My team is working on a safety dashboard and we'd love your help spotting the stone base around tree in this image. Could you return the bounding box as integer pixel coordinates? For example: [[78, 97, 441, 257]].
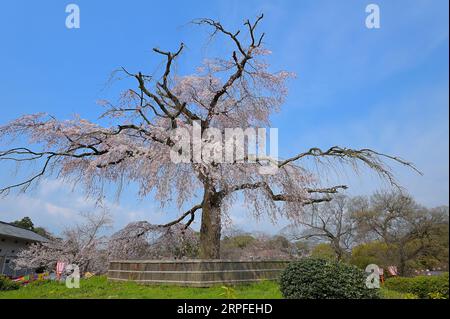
[[107, 260, 290, 287]]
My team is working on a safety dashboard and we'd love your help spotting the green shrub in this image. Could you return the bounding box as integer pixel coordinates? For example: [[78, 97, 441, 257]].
[[350, 241, 390, 270], [222, 235, 255, 249], [384, 273, 449, 299], [428, 292, 446, 299], [279, 258, 379, 299], [310, 243, 337, 261], [0, 276, 20, 291]]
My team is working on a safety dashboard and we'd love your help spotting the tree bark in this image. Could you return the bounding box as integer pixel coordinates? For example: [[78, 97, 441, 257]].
[[331, 239, 344, 261], [199, 187, 222, 259], [398, 246, 407, 276]]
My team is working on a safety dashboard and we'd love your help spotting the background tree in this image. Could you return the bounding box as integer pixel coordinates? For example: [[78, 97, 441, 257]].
[[11, 217, 34, 230], [10, 216, 53, 239], [14, 211, 112, 274], [33, 226, 53, 240], [221, 229, 256, 252], [352, 191, 449, 275], [309, 243, 337, 261], [349, 241, 390, 270], [293, 241, 311, 258], [220, 232, 297, 260], [284, 195, 357, 260], [0, 15, 417, 259], [109, 223, 199, 260], [405, 206, 449, 272]]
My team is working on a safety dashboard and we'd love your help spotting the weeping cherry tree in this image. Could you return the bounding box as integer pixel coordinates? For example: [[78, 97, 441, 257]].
[[0, 15, 419, 259]]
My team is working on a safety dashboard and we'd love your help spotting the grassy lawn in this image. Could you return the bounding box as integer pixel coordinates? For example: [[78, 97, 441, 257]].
[[0, 276, 282, 299], [0, 276, 418, 299], [379, 287, 418, 299]]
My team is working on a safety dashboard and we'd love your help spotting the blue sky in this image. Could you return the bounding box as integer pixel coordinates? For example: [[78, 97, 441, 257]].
[[0, 0, 448, 235]]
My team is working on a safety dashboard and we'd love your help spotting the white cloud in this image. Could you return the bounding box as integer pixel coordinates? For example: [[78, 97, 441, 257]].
[[0, 178, 165, 236]]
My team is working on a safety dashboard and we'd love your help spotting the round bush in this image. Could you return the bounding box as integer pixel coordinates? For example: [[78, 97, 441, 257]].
[[0, 275, 20, 291], [279, 258, 379, 299]]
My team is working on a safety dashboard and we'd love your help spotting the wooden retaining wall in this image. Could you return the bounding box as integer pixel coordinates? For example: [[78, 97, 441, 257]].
[[107, 260, 290, 287]]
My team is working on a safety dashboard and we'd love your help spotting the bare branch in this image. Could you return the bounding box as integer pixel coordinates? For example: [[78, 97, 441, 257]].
[[158, 203, 203, 228], [193, 15, 266, 123], [306, 185, 348, 194]]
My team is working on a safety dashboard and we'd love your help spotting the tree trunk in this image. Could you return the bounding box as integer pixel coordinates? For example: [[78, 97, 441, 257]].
[[199, 187, 222, 259], [331, 238, 344, 261], [398, 247, 407, 276]]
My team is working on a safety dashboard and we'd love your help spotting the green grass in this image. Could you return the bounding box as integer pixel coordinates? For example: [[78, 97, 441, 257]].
[[1, 276, 434, 299], [379, 287, 418, 299], [0, 276, 282, 299]]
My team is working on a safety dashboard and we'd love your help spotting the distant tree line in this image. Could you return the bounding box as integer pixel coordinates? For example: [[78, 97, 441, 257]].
[[11, 216, 53, 239], [283, 191, 449, 276]]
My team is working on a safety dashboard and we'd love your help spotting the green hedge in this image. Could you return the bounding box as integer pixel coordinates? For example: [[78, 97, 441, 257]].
[[0, 276, 20, 291], [384, 273, 449, 299], [279, 258, 379, 299]]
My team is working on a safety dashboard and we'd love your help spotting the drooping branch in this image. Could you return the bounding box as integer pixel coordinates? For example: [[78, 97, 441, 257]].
[[108, 203, 203, 260], [107, 204, 202, 243], [306, 185, 349, 194], [0, 118, 174, 195], [0, 143, 107, 195], [158, 203, 203, 229], [0, 154, 54, 195], [279, 146, 422, 188]]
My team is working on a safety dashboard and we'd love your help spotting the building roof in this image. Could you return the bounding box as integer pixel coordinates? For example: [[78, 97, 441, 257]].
[[0, 221, 49, 242]]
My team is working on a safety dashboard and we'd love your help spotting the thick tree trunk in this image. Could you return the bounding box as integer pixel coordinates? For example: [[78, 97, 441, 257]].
[[199, 187, 222, 259]]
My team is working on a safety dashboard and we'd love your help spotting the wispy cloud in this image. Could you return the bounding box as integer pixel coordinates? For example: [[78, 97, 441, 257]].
[[0, 178, 168, 235]]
